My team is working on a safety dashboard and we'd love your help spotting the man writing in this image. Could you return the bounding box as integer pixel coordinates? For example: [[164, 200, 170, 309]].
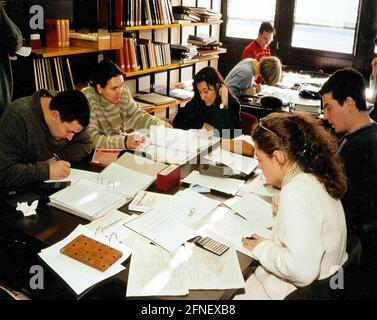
[[0, 89, 92, 189]]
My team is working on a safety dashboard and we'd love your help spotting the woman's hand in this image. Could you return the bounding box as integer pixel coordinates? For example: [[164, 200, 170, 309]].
[[242, 234, 265, 251], [219, 85, 228, 109]]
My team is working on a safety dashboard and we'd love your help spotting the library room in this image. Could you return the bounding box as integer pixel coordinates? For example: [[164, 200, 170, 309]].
[[0, 0, 376, 308]]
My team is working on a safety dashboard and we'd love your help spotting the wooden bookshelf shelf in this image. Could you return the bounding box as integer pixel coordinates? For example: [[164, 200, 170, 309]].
[[125, 55, 222, 78], [126, 63, 180, 77], [124, 24, 180, 31], [180, 20, 223, 27], [144, 97, 191, 114], [32, 46, 101, 58]]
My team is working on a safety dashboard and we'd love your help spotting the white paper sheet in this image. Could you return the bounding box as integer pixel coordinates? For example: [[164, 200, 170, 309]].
[[182, 170, 244, 196], [198, 207, 271, 258], [205, 147, 258, 175], [159, 189, 220, 228], [45, 168, 97, 184], [123, 208, 196, 253], [93, 162, 155, 198], [237, 170, 280, 198], [223, 194, 273, 228], [126, 240, 189, 297]]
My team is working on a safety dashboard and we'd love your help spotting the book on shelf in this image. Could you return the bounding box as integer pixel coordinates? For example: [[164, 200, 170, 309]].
[[155, 86, 194, 99], [45, 19, 70, 48], [134, 92, 177, 105]]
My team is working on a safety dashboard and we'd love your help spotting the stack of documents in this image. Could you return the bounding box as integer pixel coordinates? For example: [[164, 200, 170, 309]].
[[126, 240, 245, 297], [38, 225, 131, 296], [49, 163, 156, 220]]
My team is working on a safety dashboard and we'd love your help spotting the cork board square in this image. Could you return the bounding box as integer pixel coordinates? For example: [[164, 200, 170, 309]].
[[60, 234, 123, 272]]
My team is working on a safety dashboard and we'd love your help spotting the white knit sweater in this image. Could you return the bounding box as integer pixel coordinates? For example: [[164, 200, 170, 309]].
[[236, 173, 348, 300]]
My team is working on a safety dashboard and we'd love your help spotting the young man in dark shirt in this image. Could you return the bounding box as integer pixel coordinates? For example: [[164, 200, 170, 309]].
[[319, 68, 377, 299], [0, 90, 92, 190]]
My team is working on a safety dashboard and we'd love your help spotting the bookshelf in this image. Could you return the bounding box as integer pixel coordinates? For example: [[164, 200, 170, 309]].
[[118, 0, 224, 119]]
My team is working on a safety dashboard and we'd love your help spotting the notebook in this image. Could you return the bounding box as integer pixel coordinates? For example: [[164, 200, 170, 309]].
[[134, 93, 177, 106]]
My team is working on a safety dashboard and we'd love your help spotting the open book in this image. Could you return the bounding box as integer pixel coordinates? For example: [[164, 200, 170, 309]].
[[49, 163, 156, 220], [137, 126, 199, 165], [135, 126, 220, 165]]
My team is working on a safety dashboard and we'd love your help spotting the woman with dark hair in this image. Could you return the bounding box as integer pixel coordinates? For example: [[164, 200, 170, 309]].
[[234, 112, 348, 300], [173, 66, 241, 138], [82, 59, 171, 149]]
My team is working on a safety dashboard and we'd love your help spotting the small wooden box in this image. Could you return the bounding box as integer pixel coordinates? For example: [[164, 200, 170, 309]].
[[70, 34, 111, 50], [110, 32, 123, 49]]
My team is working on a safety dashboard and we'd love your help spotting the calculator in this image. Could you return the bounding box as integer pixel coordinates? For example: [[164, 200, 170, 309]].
[[193, 236, 230, 256]]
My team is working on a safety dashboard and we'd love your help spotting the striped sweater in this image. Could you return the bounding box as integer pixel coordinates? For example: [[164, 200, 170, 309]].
[[82, 85, 164, 148]]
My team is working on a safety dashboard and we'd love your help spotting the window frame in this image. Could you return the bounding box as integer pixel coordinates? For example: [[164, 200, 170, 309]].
[[219, 0, 370, 75]]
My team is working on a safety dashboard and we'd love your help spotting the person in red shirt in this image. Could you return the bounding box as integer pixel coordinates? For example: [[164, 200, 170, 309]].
[[242, 22, 275, 61]]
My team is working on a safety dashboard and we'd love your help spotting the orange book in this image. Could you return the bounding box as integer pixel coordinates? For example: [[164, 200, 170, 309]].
[[59, 19, 66, 47], [116, 48, 125, 72], [45, 19, 61, 48], [123, 38, 131, 73]]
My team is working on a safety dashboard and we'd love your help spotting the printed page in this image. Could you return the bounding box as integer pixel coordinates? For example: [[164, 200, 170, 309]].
[[198, 207, 272, 258], [160, 189, 220, 228], [49, 179, 127, 220], [184, 243, 245, 290], [223, 193, 273, 228], [237, 170, 280, 198], [128, 191, 173, 212], [206, 147, 258, 175], [45, 168, 97, 184], [93, 162, 155, 197], [126, 239, 189, 297], [123, 208, 196, 253], [182, 170, 244, 196]]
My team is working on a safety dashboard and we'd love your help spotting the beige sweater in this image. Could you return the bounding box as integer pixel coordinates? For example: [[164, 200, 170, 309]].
[[82, 85, 164, 148]]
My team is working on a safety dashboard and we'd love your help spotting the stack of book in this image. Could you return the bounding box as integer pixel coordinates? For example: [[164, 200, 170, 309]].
[[187, 34, 218, 46], [170, 44, 198, 61], [172, 6, 201, 22], [189, 7, 222, 23], [45, 19, 70, 48], [172, 6, 222, 23]]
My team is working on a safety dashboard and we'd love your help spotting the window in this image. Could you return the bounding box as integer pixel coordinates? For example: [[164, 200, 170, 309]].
[[225, 0, 276, 39], [291, 0, 360, 54]]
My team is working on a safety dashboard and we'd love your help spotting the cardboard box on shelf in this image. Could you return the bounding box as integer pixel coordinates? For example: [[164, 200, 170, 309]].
[[110, 32, 123, 49]]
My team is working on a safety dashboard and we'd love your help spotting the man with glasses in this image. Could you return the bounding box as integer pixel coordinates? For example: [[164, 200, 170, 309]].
[[0, 89, 92, 190], [319, 68, 377, 299]]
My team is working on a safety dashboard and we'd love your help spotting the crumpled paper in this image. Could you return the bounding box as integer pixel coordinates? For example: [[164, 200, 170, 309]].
[[16, 200, 38, 216]]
